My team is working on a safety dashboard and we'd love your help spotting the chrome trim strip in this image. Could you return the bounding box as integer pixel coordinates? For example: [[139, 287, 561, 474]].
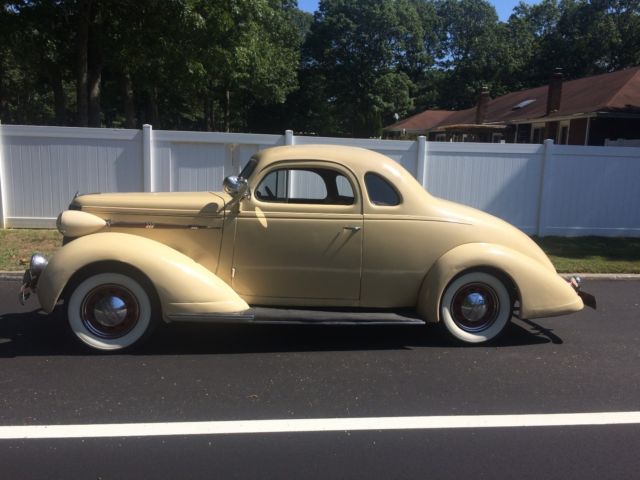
[[107, 221, 221, 230]]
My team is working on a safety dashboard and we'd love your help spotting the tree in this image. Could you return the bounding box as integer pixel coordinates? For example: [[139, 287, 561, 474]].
[[189, 0, 301, 132], [509, 0, 640, 85], [303, 0, 433, 137], [1, 0, 75, 125], [432, 0, 507, 109]]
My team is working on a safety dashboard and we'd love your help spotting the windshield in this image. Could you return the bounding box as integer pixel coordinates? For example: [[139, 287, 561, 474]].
[[239, 157, 258, 180]]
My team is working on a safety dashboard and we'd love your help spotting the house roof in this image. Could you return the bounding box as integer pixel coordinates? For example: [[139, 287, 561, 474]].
[[386, 66, 640, 132], [384, 109, 455, 133]]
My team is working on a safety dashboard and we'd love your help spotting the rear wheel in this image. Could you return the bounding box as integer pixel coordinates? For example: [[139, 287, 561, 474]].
[[67, 272, 156, 351], [440, 271, 511, 344]]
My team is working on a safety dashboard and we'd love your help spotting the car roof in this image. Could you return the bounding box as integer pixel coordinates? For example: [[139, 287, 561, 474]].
[[253, 144, 437, 214], [254, 144, 404, 176]]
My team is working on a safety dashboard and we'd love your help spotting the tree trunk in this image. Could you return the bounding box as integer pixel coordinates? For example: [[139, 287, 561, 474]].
[[76, 0, 92, 127], [210, 98, 215, 131], [204, 94, 215, 131], [87, 2, 102, 127], [88, 51, 102, 127], [0, 65, 6, 122], [224, 89, 230, 132], [52, 68, 66, 125], [204, 98, 210, 131], [146, 87, 159, 126], [122, 72, 136, 128]]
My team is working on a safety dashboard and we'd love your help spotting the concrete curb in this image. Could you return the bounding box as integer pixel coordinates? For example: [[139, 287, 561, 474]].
[[1, 270, 639, 282], [563, 273, 640, 280], [0, 271, 24, 281]]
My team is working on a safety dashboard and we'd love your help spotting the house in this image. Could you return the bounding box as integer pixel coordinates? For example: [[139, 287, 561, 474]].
[[384, 67, 640, 145], [383, 109, 455, 138]]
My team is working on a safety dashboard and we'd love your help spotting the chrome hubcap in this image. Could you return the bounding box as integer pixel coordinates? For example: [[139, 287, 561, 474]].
[[451, 283, 499, 332], [81, 284, 139, 339], [460, 292, 489, 322], [94, 296, 128, 327]]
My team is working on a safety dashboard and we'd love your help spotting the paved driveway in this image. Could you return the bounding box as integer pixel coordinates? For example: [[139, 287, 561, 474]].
[[0, 279, 638, 479]]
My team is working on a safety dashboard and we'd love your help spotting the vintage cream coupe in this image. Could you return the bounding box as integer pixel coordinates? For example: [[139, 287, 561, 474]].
[[20, 145, 595, 351]]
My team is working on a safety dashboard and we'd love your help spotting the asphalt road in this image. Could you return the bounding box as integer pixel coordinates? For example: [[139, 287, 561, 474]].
[[0, 279, 639, 479]]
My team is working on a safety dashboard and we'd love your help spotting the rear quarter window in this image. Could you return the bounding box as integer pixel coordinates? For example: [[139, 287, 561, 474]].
[[364, 172, 401, 206]]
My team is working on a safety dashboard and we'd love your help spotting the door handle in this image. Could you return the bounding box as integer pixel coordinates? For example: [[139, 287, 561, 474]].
[[343, 226, 361, 232]]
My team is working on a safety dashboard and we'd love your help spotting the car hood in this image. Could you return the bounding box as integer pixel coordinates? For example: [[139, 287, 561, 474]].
[[72, 191, 227, 217]]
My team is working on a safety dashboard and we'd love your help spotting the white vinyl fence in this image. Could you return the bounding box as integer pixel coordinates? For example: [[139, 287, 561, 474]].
[[1, 124, 639, 236]]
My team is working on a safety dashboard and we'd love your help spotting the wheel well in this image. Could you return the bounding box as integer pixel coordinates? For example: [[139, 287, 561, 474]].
[[61, 261, 161, 313]]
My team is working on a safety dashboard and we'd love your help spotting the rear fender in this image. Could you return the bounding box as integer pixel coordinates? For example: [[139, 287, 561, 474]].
[[417, 243, 582, 323], [37, 232, 248, 318]]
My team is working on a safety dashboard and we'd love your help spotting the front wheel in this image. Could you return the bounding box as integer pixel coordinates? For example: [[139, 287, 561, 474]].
[[67, 272, 156, 351], [440, 271, 512, 344]]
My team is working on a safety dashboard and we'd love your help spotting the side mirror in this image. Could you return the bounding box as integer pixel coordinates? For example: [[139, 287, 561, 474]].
[[223, 176, 249, 198], [223, 176, 250, 211]]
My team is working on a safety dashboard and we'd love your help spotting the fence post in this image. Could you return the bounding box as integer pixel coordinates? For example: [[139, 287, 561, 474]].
[[142, 124, 154, 192], [0, 120, 5, 228], [536, 139, 554, 237], [285, 129, 294, 146], [416, 135, 428, 190]]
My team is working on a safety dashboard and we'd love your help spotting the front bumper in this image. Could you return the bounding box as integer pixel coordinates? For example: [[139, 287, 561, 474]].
[[18, 253, 48, 305]]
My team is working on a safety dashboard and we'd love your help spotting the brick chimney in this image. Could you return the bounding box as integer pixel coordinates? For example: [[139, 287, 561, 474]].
[[546, 68, 563, 115], [475, 86, 490, 124]]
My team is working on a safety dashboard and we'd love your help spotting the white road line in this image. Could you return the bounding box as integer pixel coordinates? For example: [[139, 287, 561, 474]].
[[1, 412, 640, 440]]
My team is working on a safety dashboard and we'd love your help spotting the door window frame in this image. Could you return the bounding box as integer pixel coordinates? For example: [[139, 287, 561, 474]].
[[246, 161, 362, 214]]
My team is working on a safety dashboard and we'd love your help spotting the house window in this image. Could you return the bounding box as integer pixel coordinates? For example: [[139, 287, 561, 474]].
[[531, 124, 545, 144], [559, 121, 570, 144], [559, 126, 568, 144], [516, 124, 532, 143]]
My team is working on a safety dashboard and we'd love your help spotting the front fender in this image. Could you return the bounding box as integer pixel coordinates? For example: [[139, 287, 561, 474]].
[[37, 232, 248, 317], [417, 243, 583, 323]]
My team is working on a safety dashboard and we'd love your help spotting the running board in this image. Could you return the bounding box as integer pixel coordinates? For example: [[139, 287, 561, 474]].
[[167, 307, 425, 325]]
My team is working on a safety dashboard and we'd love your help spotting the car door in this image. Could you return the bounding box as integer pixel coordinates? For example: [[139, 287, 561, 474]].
[[231, 161, 363, 306]]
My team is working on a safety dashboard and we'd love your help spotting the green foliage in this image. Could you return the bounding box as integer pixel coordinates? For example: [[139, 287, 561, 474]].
[[0, 0, 301, 131], [432, 0, 505, 108], [300, 0, 433, 136], [1, 0, 639, 135]]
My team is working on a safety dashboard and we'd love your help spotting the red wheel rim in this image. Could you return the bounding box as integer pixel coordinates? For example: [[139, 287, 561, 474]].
[[450, 282, 499, 333], [80, 284, 140, 339]]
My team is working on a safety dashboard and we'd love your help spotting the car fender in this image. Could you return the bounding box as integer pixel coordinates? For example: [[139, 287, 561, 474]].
[[37, 232, 249, 318], [417, 243, 583, 323]]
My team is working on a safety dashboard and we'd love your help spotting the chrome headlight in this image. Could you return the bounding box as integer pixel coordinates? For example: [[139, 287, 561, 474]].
[[29, 253, 48, 277]]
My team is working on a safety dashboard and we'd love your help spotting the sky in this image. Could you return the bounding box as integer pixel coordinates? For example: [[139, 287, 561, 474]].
[[297, 0, 540, 22]]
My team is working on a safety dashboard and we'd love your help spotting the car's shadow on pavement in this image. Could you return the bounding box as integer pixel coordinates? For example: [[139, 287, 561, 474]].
[[0, 305, 561, 357]]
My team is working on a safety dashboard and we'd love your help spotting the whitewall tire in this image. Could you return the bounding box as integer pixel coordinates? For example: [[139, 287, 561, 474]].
[[440, 271, 512, 344], [67, 272, 155, 351]]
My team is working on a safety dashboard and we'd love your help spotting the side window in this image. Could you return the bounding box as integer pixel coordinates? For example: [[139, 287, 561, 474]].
[[256, 169, 288, 201], [336, 175, 354, 198], [364, 172, 401, 206], [290, 170, 327, 200], [256, 168, 355, 205]]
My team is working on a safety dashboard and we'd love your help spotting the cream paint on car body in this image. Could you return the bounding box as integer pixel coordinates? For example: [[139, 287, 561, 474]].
[[37, 144, 583, 325], [36, 232, 249, 317]]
